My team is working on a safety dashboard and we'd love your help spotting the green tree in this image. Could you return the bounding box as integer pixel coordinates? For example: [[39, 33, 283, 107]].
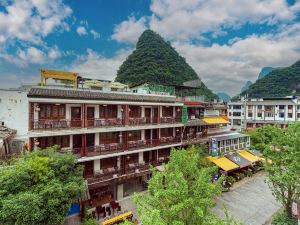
[[0, 147, 85, 225], [260, 123, 300, 217], [134, 146, 237, 225]]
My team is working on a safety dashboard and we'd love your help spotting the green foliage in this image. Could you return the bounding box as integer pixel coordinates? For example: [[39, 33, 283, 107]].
[[82, 218, 99, 225], [272, 210, 297, 225], [259, 123, 300, 217], [226, 176, 236, 185], [245, 125, 282, 151], [115, 29, 218, 100], [134, 146, 238, 225], [0, 147, 85, 225], [241, 60, 300, 98]]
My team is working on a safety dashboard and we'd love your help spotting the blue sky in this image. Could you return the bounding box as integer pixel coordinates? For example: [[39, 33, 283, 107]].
[[0, 0, 300, 95]]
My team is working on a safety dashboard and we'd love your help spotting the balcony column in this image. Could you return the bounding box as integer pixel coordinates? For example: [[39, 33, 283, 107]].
[[117, 105, 122, 119], [141, 106, 145, 118], [141, 130, 145, 140], [123, 105, 129, 125], [81, 134, 86, 157], [95, 106, 99, 119], [95, 133, 100, 146], [94, 159, 101, 173], [123, 131, 128, 150], [173, 106, 176, 117], [157, 106, 161, 124], [82, 103, 87, 128], [28, 102, 34, 130], [117, 156, 121, 168], [70, 135, 73, 149], [138, 152, 144, 163]]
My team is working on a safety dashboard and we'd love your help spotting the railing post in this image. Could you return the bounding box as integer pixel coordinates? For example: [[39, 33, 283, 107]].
[[157, 106, 161, 124], [81, 134, 86, 157]]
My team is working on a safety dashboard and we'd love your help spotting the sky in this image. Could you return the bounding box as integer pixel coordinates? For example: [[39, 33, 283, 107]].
[[0, 0, 300, 96]]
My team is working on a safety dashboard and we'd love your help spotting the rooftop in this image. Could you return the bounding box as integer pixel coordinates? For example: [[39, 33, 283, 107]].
[[27, 87, 178, 103]]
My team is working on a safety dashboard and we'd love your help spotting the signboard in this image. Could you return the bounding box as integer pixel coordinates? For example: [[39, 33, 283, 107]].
[[211, 138, 218, 157], [182, 105, 187, 124], [292, 202, 298, 216]]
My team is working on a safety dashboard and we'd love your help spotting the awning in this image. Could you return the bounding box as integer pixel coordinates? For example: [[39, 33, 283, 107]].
[[202, 117, 229, 125], [225, 152, 252, 168], [102, 211, 133, 225], [207, 156, 239, 171], [248, 149, 263, 157], [238, 150, 262, 163]]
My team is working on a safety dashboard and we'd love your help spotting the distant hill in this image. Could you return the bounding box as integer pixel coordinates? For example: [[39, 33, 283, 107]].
[[257, 67, 274, 79], [115, 29, 218, 100], [241, 81, 253, 92], [241, 61, 300, 98], [217, 92, 231, 102]]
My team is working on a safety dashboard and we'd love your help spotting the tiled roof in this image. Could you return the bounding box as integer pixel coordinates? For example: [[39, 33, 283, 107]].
[[27, 87, 177, 103]]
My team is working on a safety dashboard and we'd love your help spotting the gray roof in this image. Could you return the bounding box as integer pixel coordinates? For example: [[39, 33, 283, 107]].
[[248, 149, 263, 157], [209, 133, 250, 142], [28, 87, 177, 103], [225, 152, 251, 167]]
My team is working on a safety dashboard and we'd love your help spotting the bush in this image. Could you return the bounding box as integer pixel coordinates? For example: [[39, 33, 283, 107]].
[[82, 217, 98, 225], [226, 176, 236, 185], [272, 210, 297, 225], [244, 170, 253, 177]]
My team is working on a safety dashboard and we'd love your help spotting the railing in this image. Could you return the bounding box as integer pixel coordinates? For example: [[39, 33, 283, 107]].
[[60, 147, 82, 155], [83, 137, 181, 157], [86, 143, 124, 156], [86, 161, 165, 185], [160, 117, 181, 123], [31, 119, 82, 130], [87, 118, 123, 127]]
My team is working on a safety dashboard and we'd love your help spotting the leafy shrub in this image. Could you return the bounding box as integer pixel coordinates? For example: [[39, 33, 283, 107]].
[[272, 210, 297, 225], [82, 217, 98, 225], [244, 170, 253, 177], [226, 176, 236, 185]]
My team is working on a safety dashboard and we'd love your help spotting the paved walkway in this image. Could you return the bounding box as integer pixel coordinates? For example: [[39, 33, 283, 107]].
[[119, 172, 280, 225], [212, 172, 281, 225]]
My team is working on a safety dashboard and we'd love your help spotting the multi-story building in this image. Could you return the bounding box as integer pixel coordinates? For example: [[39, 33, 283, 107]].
[[0, 74, 230, 208], [228, 96, 300, 130]]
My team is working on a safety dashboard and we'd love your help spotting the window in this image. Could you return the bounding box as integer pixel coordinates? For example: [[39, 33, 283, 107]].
[[257, 105, 262, 110], [161, 128, 173, 137], [129, 106, 141, 118], [233, 112, 241, 117], [100, 105, 117, 118], [233, 105, 241, 109], [228, 112, 232, 116], [279, 105, 285, 110], [248, 112, 253, 117], [162, 106, 173, 117], [111, 88, 118, 92], [39, 104, 65, 119], [288, 113, 293, 118], [279, 112, 285, 118], [128, 130, 141, 141], [257, 112, 262, 117]]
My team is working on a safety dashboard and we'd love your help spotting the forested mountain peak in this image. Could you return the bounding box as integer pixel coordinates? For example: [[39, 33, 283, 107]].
[[241, 60, 300, 98], [115, 29, 218, 100]]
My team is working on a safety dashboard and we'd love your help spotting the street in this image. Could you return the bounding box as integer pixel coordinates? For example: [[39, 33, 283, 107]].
[[213, 172, 281, 225]]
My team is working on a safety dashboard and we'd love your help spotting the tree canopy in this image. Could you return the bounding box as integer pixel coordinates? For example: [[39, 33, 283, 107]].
[[115, 29, 218, 100], [134, 146, 237, 225], [0, 147, 85, 225], [241, 60, 300, 98], [250, 124, 300, 218]]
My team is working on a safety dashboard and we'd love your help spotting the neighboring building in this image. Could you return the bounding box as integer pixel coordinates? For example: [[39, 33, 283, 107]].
[[228, 96, 300, 130]]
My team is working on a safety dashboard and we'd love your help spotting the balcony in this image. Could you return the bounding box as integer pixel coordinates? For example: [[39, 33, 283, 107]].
[[32, 119, 82, 130], [86, 161, 165, 186], [82, 136, 181, 157], [87, 118, 123, 127], [31, 116, 182, 131]]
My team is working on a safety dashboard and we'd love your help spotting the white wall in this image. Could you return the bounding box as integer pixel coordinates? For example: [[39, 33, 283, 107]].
[[0, 89, 29, 137]]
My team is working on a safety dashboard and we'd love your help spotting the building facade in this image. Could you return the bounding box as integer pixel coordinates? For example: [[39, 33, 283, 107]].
[[0, 84, 231, 208], [228, 97, 300, 130]]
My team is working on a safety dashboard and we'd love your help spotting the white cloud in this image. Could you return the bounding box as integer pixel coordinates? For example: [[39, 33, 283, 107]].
[[76, 26, 88, 36], [174, 27, 300, 95], [111, 16, 147, 44], [0, 0, 72, 44], [70, 48, 132, 81], [48, 46, 61, 60], [149, 0, 299, 41], [90, 29, 100, 39]]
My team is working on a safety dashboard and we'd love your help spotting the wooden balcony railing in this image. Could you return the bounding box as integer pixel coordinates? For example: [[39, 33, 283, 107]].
[[87, 118, 123, 127], [86, 161, 165, 185], [83, 137, 181, 157], [32, 119, 82, 130]]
